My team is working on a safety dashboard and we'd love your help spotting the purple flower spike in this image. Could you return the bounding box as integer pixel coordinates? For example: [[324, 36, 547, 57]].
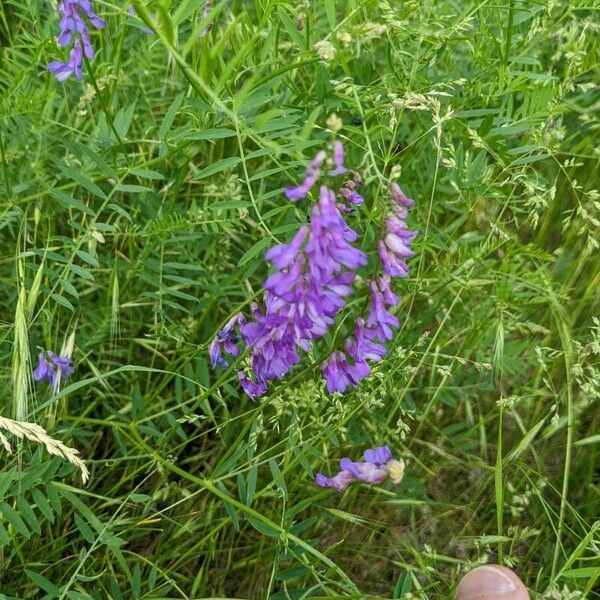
[[329, 141, 348, 176], [48, 0, 105, 82], [320, 181, 416, 393], [377, 183, 417, 277], [220, 154, 366, 398], [315, 445, 405, 491], [209, 142, 417, 400], [33, 351, 73, 390]]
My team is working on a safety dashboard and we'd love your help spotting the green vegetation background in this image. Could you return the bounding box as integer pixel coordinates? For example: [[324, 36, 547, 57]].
[[0, 0, 598, 598]]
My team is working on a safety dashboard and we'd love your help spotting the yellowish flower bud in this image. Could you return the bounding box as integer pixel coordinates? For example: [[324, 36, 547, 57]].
[[387, 458, 405, 484], [326, 112, 343, 133]]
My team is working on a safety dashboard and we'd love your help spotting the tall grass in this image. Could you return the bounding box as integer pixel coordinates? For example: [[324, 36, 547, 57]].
[[0, 1, 598, 598]]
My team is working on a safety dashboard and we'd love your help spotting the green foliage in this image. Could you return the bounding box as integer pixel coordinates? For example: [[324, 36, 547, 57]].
[[0, 0, 599, 598]]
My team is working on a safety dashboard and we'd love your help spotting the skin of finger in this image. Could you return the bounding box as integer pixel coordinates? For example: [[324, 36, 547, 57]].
[[455, 565, 531, 600]]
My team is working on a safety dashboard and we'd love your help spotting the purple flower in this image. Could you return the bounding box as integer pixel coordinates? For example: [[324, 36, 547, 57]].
[[209, 143, 418, 400], [210, 314, 245, 369], [329, 141, 348, 176], [315, 445, 405, 491], [209, 337, 228, 369], [284, 151, 326, 201], [339, 457, 388, 484], [390, 182, 415, 207], [377, 273, 400, 306], [315, 470, 355, 491], [347, 319, 387, 364], [319, 181, 417, 394], [322, 351, 354, 393], [48, 39, 84, 81], [363, 445, 393, 465], [227, 171, 366, 399], [265, 226, 309, 269], [238, 372, 267, 399], [339, 185, 364, 208], [378, 184, 417, 277], [366, 280, 400, 341], [33, 353, 53, 383], [48, 0, 105, 81], [33, 351, 74, 389]]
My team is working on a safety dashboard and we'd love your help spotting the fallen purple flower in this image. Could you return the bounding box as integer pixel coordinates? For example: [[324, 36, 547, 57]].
[[315, 445, 405, 491]]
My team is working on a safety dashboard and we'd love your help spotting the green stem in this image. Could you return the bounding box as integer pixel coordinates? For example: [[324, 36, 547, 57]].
[[503, 0, 515, 68]]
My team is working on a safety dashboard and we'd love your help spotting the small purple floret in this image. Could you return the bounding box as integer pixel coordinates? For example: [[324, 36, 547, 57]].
[[210, 314, 245, 369], [315, 470, 354, 491], [329, 141, 348, 176], [284, 151, 326, 201], [33, 351, 74, 389]]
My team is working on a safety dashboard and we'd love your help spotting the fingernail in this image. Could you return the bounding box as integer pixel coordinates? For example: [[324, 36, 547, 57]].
[[456, 566, 517, 599]]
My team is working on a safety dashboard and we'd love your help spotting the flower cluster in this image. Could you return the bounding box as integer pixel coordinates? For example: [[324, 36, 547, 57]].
[[378, 183, 417, 277], [321, 183, 417, 393], [339, 171, 364, 210], [210, 140, 417, 399], [315, 445, 405, 491], [33, 351, 74, 390], [211, 179, 367, 397], [48, 0, 105, 81]]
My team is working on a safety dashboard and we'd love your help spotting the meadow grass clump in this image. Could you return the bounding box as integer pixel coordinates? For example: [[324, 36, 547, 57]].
[[0, 1, 599, 599]]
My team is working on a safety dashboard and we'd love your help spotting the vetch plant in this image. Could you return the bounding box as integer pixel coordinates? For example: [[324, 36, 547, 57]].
[[210, 141, 418, 398]]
